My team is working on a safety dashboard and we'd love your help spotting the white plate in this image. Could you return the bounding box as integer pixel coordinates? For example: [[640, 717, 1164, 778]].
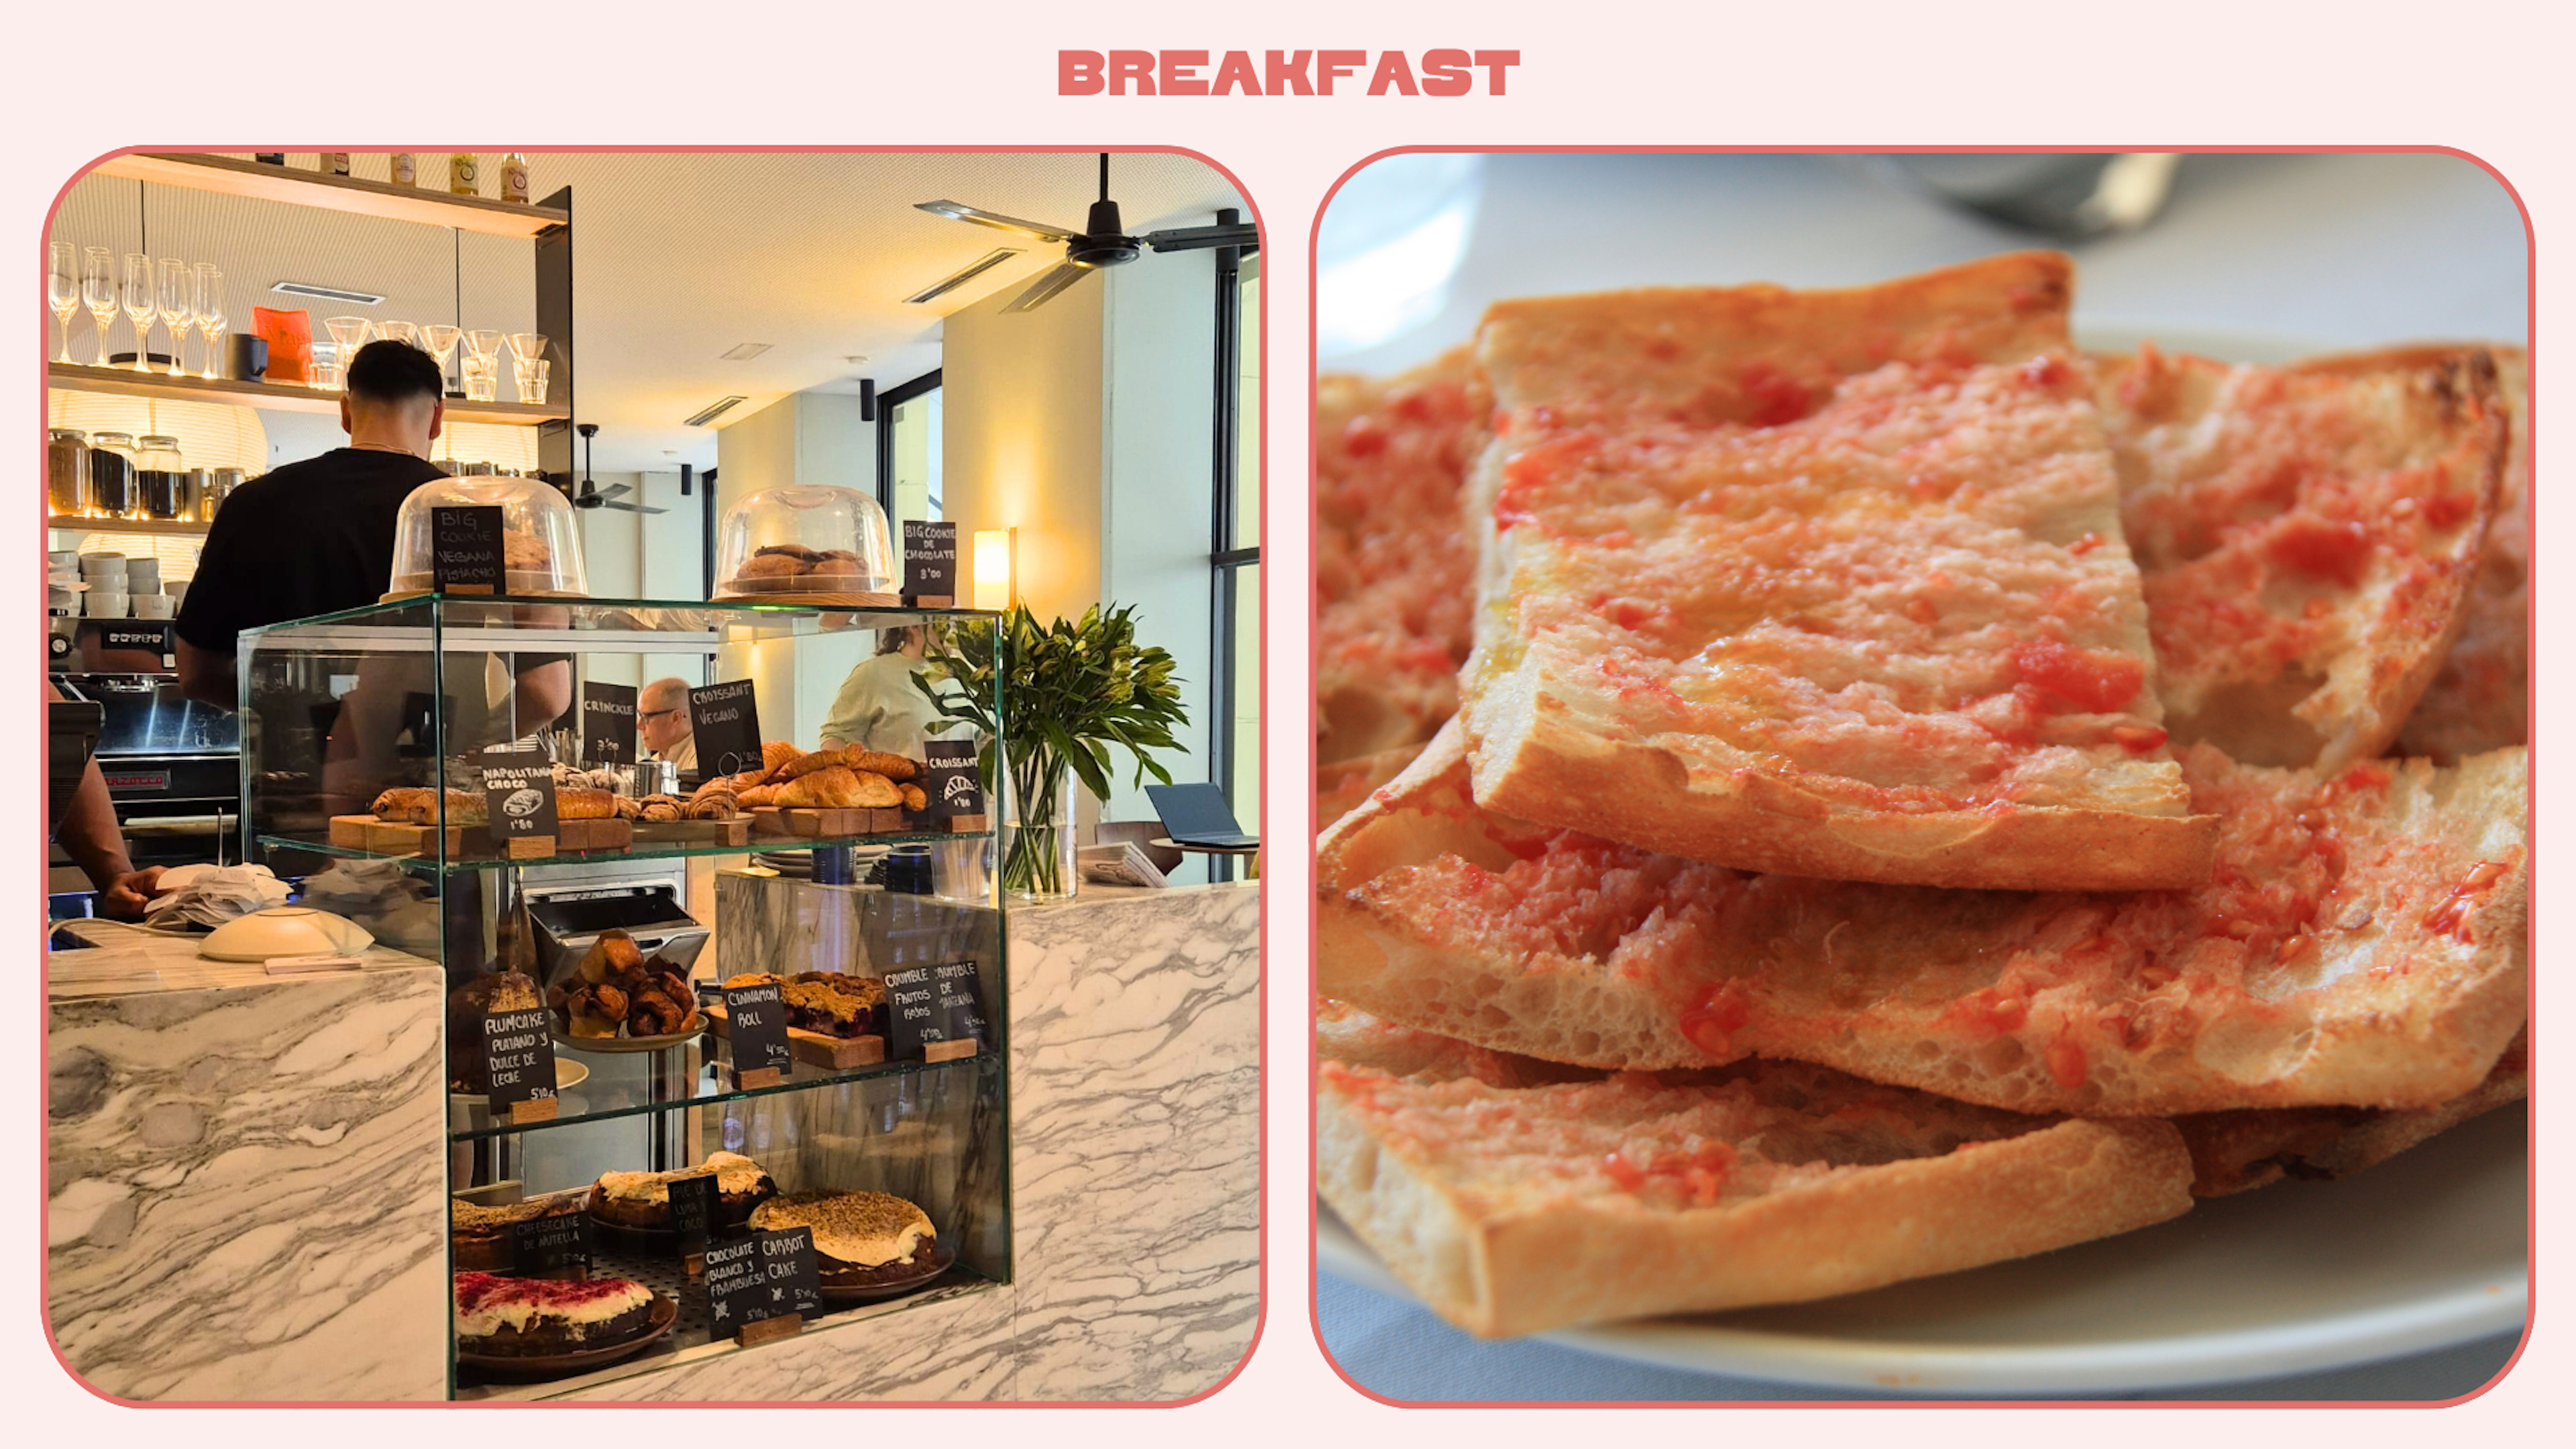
[[1322, 1095, 2525, 1397]]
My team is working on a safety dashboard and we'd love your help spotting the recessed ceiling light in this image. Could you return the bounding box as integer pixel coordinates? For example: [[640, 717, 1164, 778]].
[[904, 248, 1022, 305], [720, 342, 771, 361], [684, 396, 748, 427], [271, 280, 386, 305], [843, 355, 868, 365]]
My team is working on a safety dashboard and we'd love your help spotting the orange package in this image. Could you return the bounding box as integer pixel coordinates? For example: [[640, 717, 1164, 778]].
[[254, 306, 313, 384]]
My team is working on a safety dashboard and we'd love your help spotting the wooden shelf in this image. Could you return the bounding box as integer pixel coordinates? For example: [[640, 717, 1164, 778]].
[[90, 153, 566, 239], [48, 515, 211, 538], [48, 363, 562, 426]]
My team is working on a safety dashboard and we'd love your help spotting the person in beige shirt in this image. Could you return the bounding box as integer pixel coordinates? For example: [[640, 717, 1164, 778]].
[[820, 627, 956, 757], [639, 676, 697, 773]]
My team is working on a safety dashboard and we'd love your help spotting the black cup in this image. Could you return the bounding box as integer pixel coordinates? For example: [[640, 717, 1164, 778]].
[[229, 333, 268, 382]]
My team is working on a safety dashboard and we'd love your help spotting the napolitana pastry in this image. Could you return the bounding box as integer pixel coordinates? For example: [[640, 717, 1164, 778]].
[[588, 1150, 775, 1230], [748, 1191, 941, 1285], [453, 1272, 655, 1356]]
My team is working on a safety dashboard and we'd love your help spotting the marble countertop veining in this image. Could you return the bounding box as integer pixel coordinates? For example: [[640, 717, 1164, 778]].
[[1010, 879, 1261, 914]]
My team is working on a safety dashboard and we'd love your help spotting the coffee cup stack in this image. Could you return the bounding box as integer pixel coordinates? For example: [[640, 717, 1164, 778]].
[[80, 553, 129, 619]]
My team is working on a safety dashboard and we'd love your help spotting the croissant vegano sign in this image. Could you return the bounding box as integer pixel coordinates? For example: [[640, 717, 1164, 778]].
[[1059, 49, 1520, 96]]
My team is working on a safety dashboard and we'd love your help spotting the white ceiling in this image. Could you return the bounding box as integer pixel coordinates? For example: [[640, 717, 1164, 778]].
[[50, 150, 1247, 475]]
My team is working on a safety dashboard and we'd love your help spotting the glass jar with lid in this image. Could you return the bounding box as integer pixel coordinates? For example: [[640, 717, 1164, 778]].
[[46, 429, 90, 519], [137, 435, 187, 520], [710, 483, 899, 604], [88, 431, 138, 519], [386, 474, 590, 598]]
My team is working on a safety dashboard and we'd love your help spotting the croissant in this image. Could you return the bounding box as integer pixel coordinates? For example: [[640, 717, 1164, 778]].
[[776, 765, 903, 810], [843, 749, 919, 782], [900, 784, 928, 812], [776, 749, 849, 782], [612, 794, 643, 821], [761, 741, 805, 776], [737, 784, 781, 808], [640, 801, 682, 822], [683, 794, 736, 820]]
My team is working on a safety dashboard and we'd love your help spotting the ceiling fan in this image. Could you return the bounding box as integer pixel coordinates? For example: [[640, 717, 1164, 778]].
[[916, 153, 1258, 312], [570, 423, 666, 514]]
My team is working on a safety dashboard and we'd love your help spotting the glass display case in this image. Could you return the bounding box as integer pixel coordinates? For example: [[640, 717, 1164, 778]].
[[387, 475, 592, 600], [712, 483, 899, 606], [237, 594, 1007, 1399]]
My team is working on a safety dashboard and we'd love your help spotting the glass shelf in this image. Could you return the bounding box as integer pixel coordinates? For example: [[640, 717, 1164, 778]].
[[262, 829, 993, 875], [240, 592, 1002, 654], [449, 1044, 997, 1142]]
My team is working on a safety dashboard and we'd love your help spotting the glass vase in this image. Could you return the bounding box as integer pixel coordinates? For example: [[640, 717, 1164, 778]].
[[1002, 749, 1080, 903]]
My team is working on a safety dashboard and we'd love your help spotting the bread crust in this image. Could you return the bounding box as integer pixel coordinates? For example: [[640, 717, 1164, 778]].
[[1319, 722, 2528, 1116], [2174, 1028, 2527, 1195], [1316, 1014, 2194, 1338], [1462, 252, 2216, 891]]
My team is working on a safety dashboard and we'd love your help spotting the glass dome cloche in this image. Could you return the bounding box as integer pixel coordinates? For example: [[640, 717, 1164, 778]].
[[712, 482, 898, 604], [386, 474, 590, 600]]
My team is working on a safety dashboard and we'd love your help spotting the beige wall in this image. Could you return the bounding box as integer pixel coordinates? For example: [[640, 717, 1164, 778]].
[[938, 277, 1104, 621]]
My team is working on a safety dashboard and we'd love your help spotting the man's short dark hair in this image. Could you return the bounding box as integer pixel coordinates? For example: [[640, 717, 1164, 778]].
[[345, 339, 445, 408]]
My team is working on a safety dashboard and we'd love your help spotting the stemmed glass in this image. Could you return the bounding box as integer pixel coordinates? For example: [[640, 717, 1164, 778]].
[[193, 264, 226, 380], [325, 316, 372, 376], [82, 248, 117, 366], [122, 253, 155, 371], [423, 323, 461, 393], [378, 320, 420, 348], [508, 332, 547, 403], [48, 243, 79, 364], [158, 257, 193, 377]]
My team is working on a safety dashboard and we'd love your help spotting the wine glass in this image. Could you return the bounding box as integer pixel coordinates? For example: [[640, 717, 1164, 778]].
[[423, 323, 461, 392], [464, 328, 502, 368], [378, 320, 420, 349], [122, 253, 155, 371], [325, 315, 372, 373], [48, 242, 81, 364], [158, 257, 193, 377], [193, 264, 227, 380], [82, 248, 117, 366]]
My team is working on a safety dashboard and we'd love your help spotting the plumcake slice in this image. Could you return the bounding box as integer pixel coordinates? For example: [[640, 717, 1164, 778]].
[[1316, 347, 1484, 764], [1316, 1004, 2192, 1338], [2096, 343, 2508, 771], [1317, 722, 2526, 1116], [1463, 252, 2214, 891]]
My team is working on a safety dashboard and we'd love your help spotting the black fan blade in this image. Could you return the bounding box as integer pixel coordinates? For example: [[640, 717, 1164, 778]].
[[1140, 223, 1260, 253], [915, 201, 1075, 244], [1006, 262, 1092, 313], [605, 500, 667, 515], [598, 480, 634, 501]]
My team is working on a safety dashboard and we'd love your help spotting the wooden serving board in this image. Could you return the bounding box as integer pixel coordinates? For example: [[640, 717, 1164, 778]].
[[632, 816, 753, 848], [325, 814, 633, 859], [704, 1003, 888, 1070], [749, 805, 911, 838]]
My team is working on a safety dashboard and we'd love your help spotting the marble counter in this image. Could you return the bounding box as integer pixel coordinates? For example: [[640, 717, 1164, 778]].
[[44, 922, 449, 1402], [41, 877, 1263, 1403]]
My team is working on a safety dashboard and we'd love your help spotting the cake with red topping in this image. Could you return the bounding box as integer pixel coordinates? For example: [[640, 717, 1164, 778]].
[[453, 1272, 656, 1356]]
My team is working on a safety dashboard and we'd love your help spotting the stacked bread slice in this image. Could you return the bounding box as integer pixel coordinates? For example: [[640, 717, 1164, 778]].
[[1313, 254, 2527, 1337]]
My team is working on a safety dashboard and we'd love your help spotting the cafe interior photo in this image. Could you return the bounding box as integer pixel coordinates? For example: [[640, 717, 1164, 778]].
[[39, 150, 1261, 1403]]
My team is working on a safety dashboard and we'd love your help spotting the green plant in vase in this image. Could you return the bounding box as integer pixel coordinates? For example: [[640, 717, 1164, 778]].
[[917, 602, 1189, 899]]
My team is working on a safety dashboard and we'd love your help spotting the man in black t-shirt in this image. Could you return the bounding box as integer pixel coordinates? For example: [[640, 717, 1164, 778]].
[[174, 340, 452, 710]]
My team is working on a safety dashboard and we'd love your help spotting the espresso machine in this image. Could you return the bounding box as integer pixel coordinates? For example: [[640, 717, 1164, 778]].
[[51, 650, 241, 891]]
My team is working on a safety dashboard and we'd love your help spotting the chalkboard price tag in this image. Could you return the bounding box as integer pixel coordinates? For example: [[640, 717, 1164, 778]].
[[480, 1007, 558, 1116], [722, 978, 793, 1084], [706, 1228, 818, 1340], [687, 679, 763, 779], [667, 1169, 719, 1267], [884, 959, 986, 1061], [902, 521, 958, 604], [508, 1209, 590, 1279], [581, 682, 637, 767], [921, 739, 983, 820], [430, 505, 506, 593], [478, 751, 559, 852]]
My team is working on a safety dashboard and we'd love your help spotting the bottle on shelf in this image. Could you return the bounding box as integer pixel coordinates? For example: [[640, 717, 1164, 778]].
[[449, 152, 481, 197], [501, 153, 531, 205], [390, 153, 418, 187], [254, 152, 284, 165], [321, 152, 351, 176]]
